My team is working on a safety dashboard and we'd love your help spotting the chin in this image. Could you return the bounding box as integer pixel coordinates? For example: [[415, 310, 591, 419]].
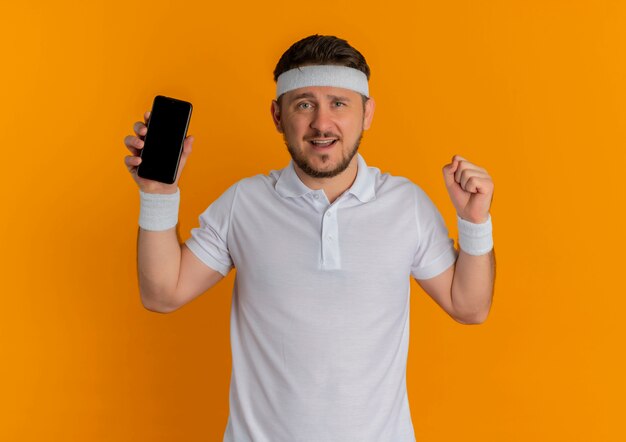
[[287, 137, 360, 179], [302, 158, 353, 179]]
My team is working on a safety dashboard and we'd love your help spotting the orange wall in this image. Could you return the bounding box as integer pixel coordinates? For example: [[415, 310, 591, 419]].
[[2, 0, 625, 440]]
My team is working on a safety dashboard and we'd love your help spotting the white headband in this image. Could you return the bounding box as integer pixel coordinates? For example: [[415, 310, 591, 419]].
[[276, 65, 369, 99]]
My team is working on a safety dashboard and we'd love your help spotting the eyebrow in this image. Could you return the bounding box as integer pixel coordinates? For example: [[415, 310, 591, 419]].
[[290, 92, 352, 102]]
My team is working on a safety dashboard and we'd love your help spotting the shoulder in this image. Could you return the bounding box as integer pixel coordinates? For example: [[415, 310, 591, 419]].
[[227, 167, 283, 196], [369, 165, 425, 201], [212, 166, 290, 209], [366, 164, 442, 219]]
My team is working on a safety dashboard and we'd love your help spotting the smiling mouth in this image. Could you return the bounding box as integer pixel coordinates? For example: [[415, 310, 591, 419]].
[[309, 139, 338, 147]]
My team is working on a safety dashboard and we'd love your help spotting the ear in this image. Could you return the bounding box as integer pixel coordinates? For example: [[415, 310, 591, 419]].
[[271, 99, 283, 133], [363, 97, 375, 130]]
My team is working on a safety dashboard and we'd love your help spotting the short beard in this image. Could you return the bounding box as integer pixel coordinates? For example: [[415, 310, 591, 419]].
[[286, 131, 363, 179]]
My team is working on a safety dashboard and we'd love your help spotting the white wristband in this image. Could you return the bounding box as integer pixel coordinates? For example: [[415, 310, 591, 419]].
[[457, 214, 493, 255], [138, 188, 180, 231]]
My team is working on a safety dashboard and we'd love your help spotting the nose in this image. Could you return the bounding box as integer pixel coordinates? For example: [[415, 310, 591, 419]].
[[310, 105, 334, 134]]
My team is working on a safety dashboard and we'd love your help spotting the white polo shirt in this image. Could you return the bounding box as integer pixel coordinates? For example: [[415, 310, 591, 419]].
[[185, 153, 458, 442]]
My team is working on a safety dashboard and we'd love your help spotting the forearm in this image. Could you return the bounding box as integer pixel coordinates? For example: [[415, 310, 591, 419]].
[[451, 247, 495, 323], [136, 188, 183, 312], [137, 226, 182, 312]]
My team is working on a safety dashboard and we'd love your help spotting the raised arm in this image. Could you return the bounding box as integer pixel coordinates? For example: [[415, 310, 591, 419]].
[[125, 110, 223, 313], [417, 154, 496, 324]]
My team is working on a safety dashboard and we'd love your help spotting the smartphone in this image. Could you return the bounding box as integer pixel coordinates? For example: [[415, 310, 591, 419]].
[[137, 95, 193, 184]]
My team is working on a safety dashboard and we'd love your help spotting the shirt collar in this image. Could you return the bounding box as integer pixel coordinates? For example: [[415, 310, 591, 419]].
[[348, 153, 376, 202], [275, 153, 376, 203]]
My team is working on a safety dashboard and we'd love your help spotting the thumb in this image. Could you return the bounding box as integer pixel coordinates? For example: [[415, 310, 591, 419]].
[[442, 158, 458, 188], [178, 135, 194, 170], [182, 135, 193, 156], [184, 135, 194, 150]]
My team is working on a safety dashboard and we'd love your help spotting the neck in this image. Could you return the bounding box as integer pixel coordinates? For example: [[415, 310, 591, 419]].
[[293, 156, 359, 204]]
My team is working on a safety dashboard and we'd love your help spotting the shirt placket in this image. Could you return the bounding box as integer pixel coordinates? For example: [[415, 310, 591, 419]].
[[320, 201, 341, 271]]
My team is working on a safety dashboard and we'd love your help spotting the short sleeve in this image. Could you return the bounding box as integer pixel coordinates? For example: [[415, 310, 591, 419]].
[[184, 182, 239, 277], [410, 185, 459, 280]]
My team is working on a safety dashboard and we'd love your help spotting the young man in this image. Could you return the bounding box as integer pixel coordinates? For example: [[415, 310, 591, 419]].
[[124, 34, 495, 442]]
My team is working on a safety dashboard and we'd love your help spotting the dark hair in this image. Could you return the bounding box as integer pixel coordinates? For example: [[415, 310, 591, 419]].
[[273, 34, 370, 110]]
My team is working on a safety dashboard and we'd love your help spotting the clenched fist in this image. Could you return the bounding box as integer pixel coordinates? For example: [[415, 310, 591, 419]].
[[442, 155, 494, 224]]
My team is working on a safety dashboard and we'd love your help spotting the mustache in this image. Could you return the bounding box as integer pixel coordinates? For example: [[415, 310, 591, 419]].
[[306, 132, 340, 139]]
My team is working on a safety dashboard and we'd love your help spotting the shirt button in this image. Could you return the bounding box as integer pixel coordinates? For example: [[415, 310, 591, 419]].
[[326, 212, 332, 217], [313, 194, 319, 199], [328, 235, 334, 240]]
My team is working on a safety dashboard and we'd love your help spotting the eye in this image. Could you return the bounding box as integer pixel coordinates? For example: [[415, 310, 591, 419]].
[[297, 102, 312, 109], [334, 101, 346, 107]]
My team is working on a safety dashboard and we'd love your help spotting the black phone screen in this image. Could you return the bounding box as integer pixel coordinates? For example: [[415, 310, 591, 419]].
[[137, 95, 193, 184]]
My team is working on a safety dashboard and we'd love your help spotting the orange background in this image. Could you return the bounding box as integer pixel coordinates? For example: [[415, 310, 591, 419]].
[[2, 0, 625, 440]]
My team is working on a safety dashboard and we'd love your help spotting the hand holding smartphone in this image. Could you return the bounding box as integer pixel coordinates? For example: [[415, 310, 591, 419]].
[[124, 96, 194, 194], [136, 95, 193, 185]]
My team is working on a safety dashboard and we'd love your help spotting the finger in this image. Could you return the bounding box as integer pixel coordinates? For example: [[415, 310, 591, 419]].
[[444, 154, 467, 181], [459, 168, 489, 189], [178, 136, 194, 170], [454, 161, 465, 183], [442, 161, 458, 190], [464, 175, 493, 194], [124, 135, 144, 153], [464, 176, 480, 194], [142, 111, 151, 138], [454, 161, 484, 184], [451, 155, 467, 173], [184, 135, 194, 151], [443, 160, 457, 175], [442, 154, 460, 177], [452, 155, 488, 177], [181, 135, 194, 156], [133, 121, 148, 139], [125, 155, 142, 171], [462, 173, 481, 192]]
